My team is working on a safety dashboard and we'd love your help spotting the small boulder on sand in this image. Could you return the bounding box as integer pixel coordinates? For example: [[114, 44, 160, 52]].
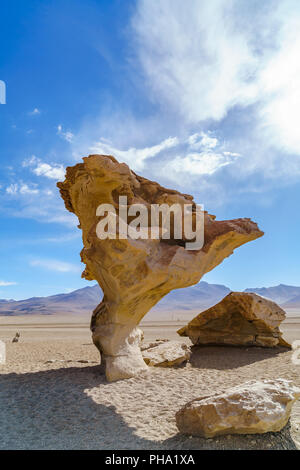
[[12, 332, 20, 343], [176, 379, 300, 438], [142, 341, 190, 367], [178, 292, 290, 348]]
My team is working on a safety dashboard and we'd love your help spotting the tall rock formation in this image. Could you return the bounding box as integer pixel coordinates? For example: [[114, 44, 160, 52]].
[[57, 155, 263, 381]]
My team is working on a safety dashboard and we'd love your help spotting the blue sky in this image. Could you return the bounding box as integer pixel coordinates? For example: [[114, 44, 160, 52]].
[[1, 0, 300, 300]]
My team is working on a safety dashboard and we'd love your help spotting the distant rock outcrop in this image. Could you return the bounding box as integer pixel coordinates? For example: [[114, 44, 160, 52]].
[[58, 154, 263, 381], [176, 379, 300, 437], [178, 292, 290, 347]]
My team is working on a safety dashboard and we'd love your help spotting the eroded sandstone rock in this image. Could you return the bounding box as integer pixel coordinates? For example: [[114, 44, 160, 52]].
[[178, 292, 290, 347], [142, 341, 190, 367], [176, 379, 300, 437], [57, 154, 263, 381], [140, 339, 169, 351]]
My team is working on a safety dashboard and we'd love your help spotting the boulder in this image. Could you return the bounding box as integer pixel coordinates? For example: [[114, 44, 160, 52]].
[[142, 341, 190, 367], [176, 379, 300, 437], [178, 292, 290, 347], [57, 154, 263, 381]]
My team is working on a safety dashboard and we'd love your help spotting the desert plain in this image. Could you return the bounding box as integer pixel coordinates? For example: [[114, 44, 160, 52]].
[[0, 311, 299, 450]]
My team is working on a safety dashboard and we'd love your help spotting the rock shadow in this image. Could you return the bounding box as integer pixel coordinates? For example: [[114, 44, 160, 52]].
[[0, 366, 152, 450], [189, 345, 289, 370], [0, 364, 297, 450]]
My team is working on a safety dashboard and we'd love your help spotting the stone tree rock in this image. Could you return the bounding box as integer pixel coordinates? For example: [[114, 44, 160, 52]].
[[178, 292, 290, 347], [176, 379, 300, 437], [57, 154, 263, 381]]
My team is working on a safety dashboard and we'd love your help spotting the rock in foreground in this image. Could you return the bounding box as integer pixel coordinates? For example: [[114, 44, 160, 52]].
[[142, 341, 190, 367], [178, 292, 290, 348], [176, 379, 300, 438], [57, 155, 263, 381]]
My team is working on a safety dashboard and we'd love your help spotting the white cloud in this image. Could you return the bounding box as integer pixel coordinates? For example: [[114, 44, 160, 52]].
[[6, 183, 39, 195], [166, 131, 240, 178], [5, 184, 18, 195], [19, 184, 39, 195], [57, 125, 74, 143], [0, 281, 17, 286], [257, 14, 300, 154], [187, 132, 218, 150], [23, 156, 65, 180], [88, 130, 240, 182], [132, 0, 259, 123], [1, 177, 77, 227], [90, 136, 179, 170], [169, 152, 238, 176], [33, 162, 65, 180], [132, 0, 300, 159], [30, 259, 81, 273], [28, 108, 40, 116]]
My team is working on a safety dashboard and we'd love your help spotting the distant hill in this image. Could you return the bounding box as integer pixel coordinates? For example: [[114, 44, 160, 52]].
[[0, 285, 102, 316], [0, 281, 230, 318], [244, 284, 300, 305], [152, 281, 230, 314], [0, 281, 299, 318], [282, 294, 300, 309]]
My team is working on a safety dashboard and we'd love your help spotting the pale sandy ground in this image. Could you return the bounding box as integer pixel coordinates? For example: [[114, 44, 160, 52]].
[[0, 314, 299, 450]]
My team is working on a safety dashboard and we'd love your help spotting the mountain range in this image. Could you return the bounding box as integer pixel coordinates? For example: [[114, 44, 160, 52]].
[[0, 282, 300, 318]]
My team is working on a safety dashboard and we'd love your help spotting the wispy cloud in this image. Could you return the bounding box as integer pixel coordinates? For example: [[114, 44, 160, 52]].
[[160, 131, 241, 184], [168, 152, 239, 177], [89, 130, 239, 181], [1, 168, 77, 227], [132, 0, 259, 123], [30, 258, 81, 273], [69, 0, 300, 208], [0, 281, 17, 286], [57, 124, 74, 143], [90, 136, 179, 170], [6, 182, 39, 195], [131, 0, 300, 175]]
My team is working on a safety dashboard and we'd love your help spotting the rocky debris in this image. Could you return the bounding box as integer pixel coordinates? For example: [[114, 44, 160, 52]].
[[176, 379, 300, 438], [140, 339, 169, 351], [142, 341, 190, 367], [12, 332, 20, 343], [178, 292, 290, 348], [58, 154, 263, 381]]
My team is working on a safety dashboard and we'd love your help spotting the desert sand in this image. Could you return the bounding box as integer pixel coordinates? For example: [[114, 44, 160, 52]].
[[0, 314, 299, 450]]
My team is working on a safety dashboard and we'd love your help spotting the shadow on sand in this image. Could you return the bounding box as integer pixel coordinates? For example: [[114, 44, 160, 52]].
[[189, 345, 289, 370], [0, 364, 297, 450]]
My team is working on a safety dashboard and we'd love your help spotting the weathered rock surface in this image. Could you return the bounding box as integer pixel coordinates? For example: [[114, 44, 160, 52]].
[[176, 379, 300, 438], [178, 292, 290, 348], [57, 154, 263, 381], [140, 339, 169, 351], [142, 341, 190, 367]]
